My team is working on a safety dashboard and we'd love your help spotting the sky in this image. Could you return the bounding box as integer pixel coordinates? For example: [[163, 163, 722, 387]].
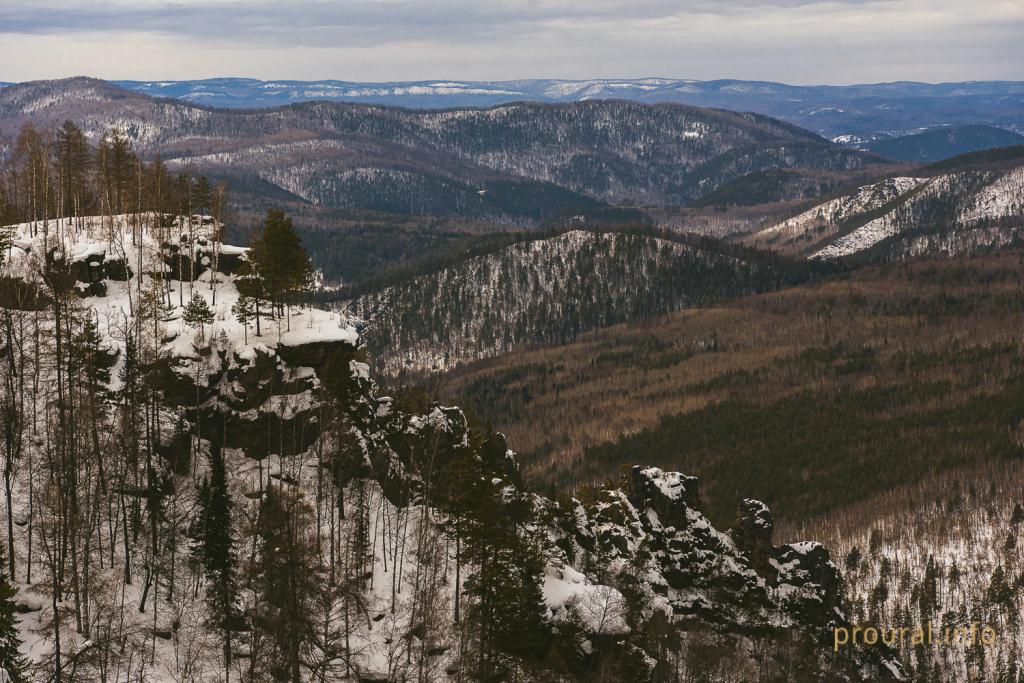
[[0, 0, 1022, 85]]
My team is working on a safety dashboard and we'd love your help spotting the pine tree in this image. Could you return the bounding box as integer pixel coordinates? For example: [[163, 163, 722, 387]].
[[0, 226, 11, 268], [1011, 503, 1024, 525], [182, 291, 214, 340], [56, 121, 92, 219], [988, 566, 1013, 608], [448, 445, 551, 679], [192, 176, 212, 216], [193, 443, 238, 672], [231, 295, 254, 345], [247, 210, 313, 333], [845, 546, 862, 572], [0, 547, 27, 683], [252, 486, 319, 683]]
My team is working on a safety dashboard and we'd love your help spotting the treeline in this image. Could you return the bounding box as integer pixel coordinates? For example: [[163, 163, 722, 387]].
[[0, 121, 226, 227], [689, 169, 838, 208], [923, 144, 1024, 174]]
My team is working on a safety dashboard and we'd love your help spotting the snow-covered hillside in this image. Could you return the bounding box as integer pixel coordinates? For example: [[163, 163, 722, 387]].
[[750, 164, 1024, 260], [748, 177, 925, 251], [801, 462, 1024, 682]]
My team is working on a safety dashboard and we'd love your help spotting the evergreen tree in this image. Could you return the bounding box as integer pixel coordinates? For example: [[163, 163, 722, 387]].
[[988, 566, 1013, 609], [252, 486, 319, 683], [193, 443, 238, 672], [1011, 503, 1024, 525], [192, 176, 212, 216], [247, 210, 313, 332], [56, 121, 92, 218], [231, 295, 254, 345], [845, 546, 862, 573], [0, 547, 27, 683], [447, 445, 551, 680], [183, 291, 214, 340]]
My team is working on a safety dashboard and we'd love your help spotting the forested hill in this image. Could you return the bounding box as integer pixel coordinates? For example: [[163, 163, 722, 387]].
[[0, 78, 888, 220], [344, 227, 819, 375]]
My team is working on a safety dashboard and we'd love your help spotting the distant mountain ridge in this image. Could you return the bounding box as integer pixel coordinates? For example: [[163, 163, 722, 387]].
[[48, 77, 1024, 139], [3, 77, 1022, 140]]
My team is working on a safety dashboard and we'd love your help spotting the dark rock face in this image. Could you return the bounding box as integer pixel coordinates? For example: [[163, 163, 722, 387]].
[[626, 465, 700, 527], [0, 277, 49, 311], [216, 251, 247, 276], [198, 402, 320, 461], [276, 340, 349, 374], [772, 542, 844, 628], [161, 237, 247, 282], [155, 427, 192, 474], [732, 498, 775, 576], [549, 466, 905, 680], [69, 250, 134, 296], [146, 339, 352, 461]]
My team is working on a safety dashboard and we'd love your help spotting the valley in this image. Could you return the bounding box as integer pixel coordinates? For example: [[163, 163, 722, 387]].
[[439, 252, 1024, 526]]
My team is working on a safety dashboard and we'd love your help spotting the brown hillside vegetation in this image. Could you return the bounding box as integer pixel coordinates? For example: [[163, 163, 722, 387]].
[[440, 251, 1024, 526]]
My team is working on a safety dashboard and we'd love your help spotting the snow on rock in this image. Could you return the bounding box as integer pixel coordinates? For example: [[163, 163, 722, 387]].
[[543, 466, 906, 678], [544, 564, 630, 636]]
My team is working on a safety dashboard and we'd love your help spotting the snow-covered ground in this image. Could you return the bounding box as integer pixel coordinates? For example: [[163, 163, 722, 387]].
[[2, 214, 357, 357]]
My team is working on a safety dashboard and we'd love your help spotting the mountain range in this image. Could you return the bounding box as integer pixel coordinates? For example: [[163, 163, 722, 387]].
[[4, 77, 1024, 145], [84, 77, 1024, 140], [0, 77, 888, 228]]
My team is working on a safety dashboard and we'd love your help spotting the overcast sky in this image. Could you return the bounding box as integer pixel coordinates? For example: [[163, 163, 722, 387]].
[[1, 0, 1021, 84]]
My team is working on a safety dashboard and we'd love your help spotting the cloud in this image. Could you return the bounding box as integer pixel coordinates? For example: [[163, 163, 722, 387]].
[[0, 0, 1020, 83]]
